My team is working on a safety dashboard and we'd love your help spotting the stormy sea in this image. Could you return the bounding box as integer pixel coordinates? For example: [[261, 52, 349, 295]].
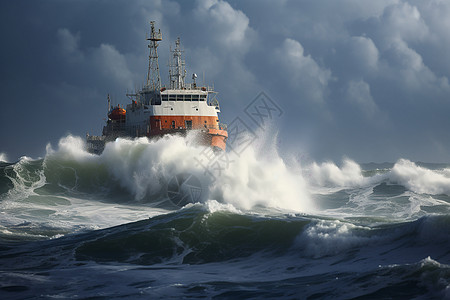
[[1, 134, 449, 299]]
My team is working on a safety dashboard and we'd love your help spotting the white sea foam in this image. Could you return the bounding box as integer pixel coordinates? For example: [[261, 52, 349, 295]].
[[3, 156, 46, 202], [0, 152, 8, 162], [305, 158, 450, 197], [14, 134, 450, 223], [295, 219, 372, 257], [203, 200, 242, 214], [43, 133, 313, 213], [46, 135, 95, 161], [390, 159, 450, 195], [308, 159, 367, 187], [209, 145, 312, 212]]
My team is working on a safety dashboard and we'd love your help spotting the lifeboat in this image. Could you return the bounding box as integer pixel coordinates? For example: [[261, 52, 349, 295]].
[[108, 106, 126, 122]]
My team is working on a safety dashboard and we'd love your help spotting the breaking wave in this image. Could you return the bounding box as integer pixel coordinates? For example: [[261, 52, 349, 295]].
[[2, 135, 450, 222], [1, 134, 450, 299], [308, 158, 369, 187], [306, 157, 450, 196], [2, 134, 313, 214], [390, 159, 450, 195]]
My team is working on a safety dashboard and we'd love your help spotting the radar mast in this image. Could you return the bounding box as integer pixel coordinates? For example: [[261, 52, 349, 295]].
[[146, 21, 162, 90], [169, 37, 186, 89]]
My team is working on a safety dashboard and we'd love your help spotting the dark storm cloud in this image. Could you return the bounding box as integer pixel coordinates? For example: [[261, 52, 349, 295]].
[[1, 0, 450, 162]]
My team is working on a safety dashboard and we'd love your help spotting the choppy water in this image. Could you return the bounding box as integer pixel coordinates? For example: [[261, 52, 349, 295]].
[[1, 135, 449, 299]]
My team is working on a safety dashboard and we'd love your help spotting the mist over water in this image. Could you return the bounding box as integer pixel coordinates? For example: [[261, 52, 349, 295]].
[[1, 134, 450, 299]]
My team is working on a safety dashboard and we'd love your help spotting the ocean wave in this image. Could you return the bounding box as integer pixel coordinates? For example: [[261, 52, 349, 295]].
[[6, 134, 313, 213], [73, 206, 311, 265], [0, 152, 8, 163], [304, 158, 450, 220], [2, 136, 450, 299], [390, 159, 450, 195], [294, 214, 450, 259], [3, 207, 449, 267], [1, 156, 46, 201], [2, 135, 450, 227], [308, 158, 368, 187], [1, 206, 449, 299]]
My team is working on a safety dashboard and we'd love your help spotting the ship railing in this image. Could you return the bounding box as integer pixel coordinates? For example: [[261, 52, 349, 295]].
[[185, 83, 215, 91], [207, 96, 219, 106]]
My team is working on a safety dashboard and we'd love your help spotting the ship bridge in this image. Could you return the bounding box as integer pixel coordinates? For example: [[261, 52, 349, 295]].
[[160, 91, 208, 102]]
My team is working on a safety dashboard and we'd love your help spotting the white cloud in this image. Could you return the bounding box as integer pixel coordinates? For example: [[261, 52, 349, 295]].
[[276, 38, 331, 104], [349, 2, 450, 96], [380, 38, 449, 92], [57, 28, 83, 62], [346, 80, 379, 118], [92, 44, 134, 90], [380, 2, 429, 43], [195, 0, 255, 54], [348, 36, 379, 73], [56, 28, 135, 91]]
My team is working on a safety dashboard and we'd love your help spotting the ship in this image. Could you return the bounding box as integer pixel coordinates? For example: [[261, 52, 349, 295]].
[[86, 21, 228, 154]]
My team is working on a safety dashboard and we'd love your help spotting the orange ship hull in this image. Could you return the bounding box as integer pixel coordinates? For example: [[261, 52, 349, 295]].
[[149, 115, 227, 151]]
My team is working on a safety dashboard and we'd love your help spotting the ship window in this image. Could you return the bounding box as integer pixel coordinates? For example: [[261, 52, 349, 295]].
[[200, 95, 207, 101], [192, 95, 199, 101], [162, 95, 168, 101], [171, 120, 175, 129], [169, 95, 176, 101], [176, 95, 183, 101], [185, 95, 192, 101]]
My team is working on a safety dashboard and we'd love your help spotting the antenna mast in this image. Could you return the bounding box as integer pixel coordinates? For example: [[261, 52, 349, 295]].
[[146, 21, 162, 90], [169, 37, 186, 89]]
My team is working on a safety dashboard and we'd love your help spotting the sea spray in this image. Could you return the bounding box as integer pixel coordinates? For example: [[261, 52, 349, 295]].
[[390, 159, 450, 195], [301, 157, 450, 219], [42, 134, 314, 213], [306, 158, 388, 188], [304, 157, 450, 197], [309, 158, 366, 187], [0, 152, 8, 163]]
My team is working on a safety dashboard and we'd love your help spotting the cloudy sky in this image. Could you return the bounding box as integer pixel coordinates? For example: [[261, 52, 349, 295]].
[[1, 0, 450, 163]]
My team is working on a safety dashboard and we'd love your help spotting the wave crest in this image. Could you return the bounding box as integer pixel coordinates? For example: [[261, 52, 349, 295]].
[[390, 159, 450, 195], [41, 134, 313, 213], [309, 158, 367, 187]]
